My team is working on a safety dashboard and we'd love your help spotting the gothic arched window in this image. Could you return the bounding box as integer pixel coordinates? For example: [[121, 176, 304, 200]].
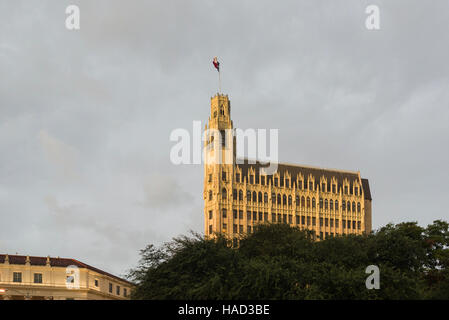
[[239, 190, 243, 201], [357, 202, 361, 213], [264, 193, 268, 203], [277, 194, 281, 205], [258, 192, 263, 203], [288, 195, 292, 206], [247, 190, 251, 201], [312, 198, 316, 209], [222, 188, 227, 199], [253, 191, 257, 202], [283, 195, 287, 206]]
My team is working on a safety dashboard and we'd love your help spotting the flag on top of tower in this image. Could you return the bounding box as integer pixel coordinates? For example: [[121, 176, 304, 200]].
[[213, 57, 220, 72]]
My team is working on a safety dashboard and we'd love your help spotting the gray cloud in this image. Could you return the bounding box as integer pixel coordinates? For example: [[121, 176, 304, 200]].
[[0, 0, 448, 275]]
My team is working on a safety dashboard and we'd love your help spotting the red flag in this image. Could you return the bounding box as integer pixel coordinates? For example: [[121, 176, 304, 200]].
[[213, 57, 220, 71]]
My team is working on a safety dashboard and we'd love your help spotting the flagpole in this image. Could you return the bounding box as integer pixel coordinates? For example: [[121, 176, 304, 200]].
[[218, 70, 221, 93]]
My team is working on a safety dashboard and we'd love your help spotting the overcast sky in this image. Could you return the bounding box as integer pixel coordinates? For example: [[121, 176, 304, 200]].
[[1, 0, 448, 277]]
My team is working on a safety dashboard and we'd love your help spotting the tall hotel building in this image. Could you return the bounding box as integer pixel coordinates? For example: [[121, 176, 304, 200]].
[[203, 94, 372, 243]]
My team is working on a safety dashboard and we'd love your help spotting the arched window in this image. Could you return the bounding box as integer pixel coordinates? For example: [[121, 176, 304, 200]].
[[347, 201, 351, 212], [330, 199, 333, 210], [312, 198, 316, 209], [253, 191, 257, 202], [307, 197, 311, 208], [288, 195, 292, 206], [301, 196, 305, 208], [209, 190, 213, 201], [296, 195, 299, 207], [277, 194, 281, 205], [233, 189, 237, 199], [335, 200, 339, 210], [325, 199, 328, 210], [247, 190, 251, 201], [264, 193, 268, 203], [319, 198, 323, 209], [283, 195, 287, 206], [258, 192, 263, 203], [352, 201, 356, 212], [272, 193, 276, 204], [342, 201, 346, 211], [357, 202, 361, 213], [222, 188, 227, 199], [239, 190, 243, 201]]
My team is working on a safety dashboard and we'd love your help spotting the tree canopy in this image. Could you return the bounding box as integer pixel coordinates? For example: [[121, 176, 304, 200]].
[[128, 220, 449, 300]]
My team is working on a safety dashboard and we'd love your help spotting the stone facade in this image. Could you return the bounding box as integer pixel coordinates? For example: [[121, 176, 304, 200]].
[[204, 94, 372, 243]]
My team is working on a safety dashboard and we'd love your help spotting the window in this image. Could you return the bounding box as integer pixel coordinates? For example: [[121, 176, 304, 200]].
[[13, 272, 22, 283], [348, 201, 351, 212], [332, 184, 336, 193], [347, 220, 351, 229], [307, 216, 311, 226], [261, 176, 265, 185], [288, 195, 292, 206], [322, 183, 325, 191], [222, 171, 226, 181], [301, 196, 305, 208], [222, 209, 227, 218], [209, 225, 213, 234], [355, 188, 358, 196], [124, 288, 128, 297], [319, 198, 323, 209], [278, 214, 282, 222], [233, 224, 237, 233], [301, 216, 305, 225], [221, 188, 227, 199], [288, 215, 292, 224], [325, 218, 329, 227], [247, 190, 251, 201], [271, 192, 276, 204], [250, 175, 254, 184], [307, 197, 310, 208], [247, 226, 252, 233], [335, 219, 339, 228], [239, 225, 243, 233], [253, 191, 257, 202], [353, 221, 357, 230], [335, 200, 339, 210], [312, 198, 316, 209], [253, 211, 257, 220], [283, 214, 287, 223], [223, 223, 227, 230], [208, 174, 212, 182], [264, 193, 268, 203], [34, 273, 42, 284], [236, 173, 240, 182], [330, 199, 333, 210], [296, 196, 299, 207], [304, 179, 308, 190], [272, 213, 276, 222], [208, 190, 213, 201], [286, 179, 290, 188], [220, 130, 226, 147], [309, 182, 313, 190], [255, 175, 259, 184], [342, 201, 346, 211], [239, 190, 243, 201], [298, 180, 303, 189], [116, 286, 120, 295], [312, 217, 316, 226], [283, 195, 287, 206], [344, 186, 348, 194], [258, 212, 263, 221], [264, 212, 268, 221], [357, 221, 361, 230], [296, 216, 300, 224], [239, 210, 243, 219], [277, 194, 281, 205], [247, 212, 251, 220], [233, 189, 237, 199], [352, 202, 356, 212], [209, 210, 213, 219], [109, 283, 113, 293], [325, 199, 328, 210], [233, 210, 237, 219], [319, 218, 323, 227], [330, 219, 334, 227], [343, 220, 346, 229], [258, 192, 263, 203], [357, 202, 361, 213], [95, 279, 99, 287], [274, 178, 278, 187]]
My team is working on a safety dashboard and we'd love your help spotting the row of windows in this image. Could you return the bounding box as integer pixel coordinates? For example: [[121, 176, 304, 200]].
[[210, 209, 362, 229], [214, 189, 362, 213], [232, 172, 361, 196], [211, 217, 361, 234], [9, 272, 127, 297]]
